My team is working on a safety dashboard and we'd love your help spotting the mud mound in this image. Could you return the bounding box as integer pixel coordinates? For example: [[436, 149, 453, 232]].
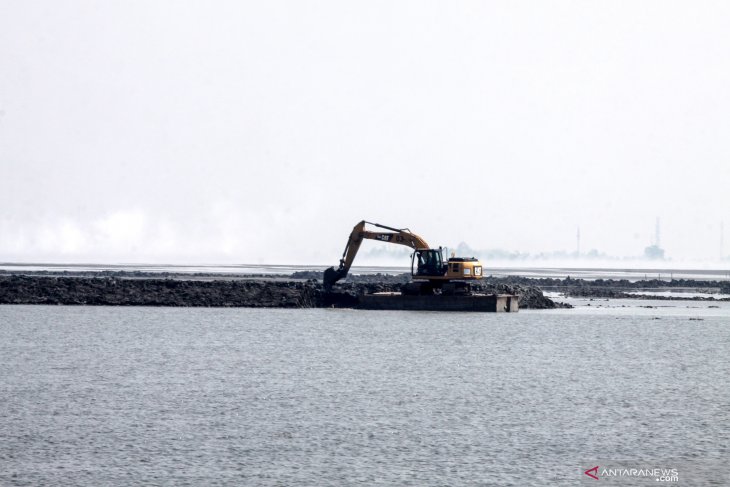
[[0, 275, 564, 309]]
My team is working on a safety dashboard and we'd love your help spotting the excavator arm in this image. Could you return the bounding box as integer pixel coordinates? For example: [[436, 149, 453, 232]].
[[323, 220, 430, 288]]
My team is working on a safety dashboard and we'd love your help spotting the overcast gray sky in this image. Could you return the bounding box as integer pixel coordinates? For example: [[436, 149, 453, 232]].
[[1, 1, 729, 265]]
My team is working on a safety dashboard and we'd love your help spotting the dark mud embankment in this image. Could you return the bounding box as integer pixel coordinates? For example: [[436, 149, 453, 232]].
[[0, 275, 564, 309], [508, 276, 730, 301]]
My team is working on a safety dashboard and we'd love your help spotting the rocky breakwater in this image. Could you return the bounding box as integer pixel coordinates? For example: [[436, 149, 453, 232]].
[[0, 276, 322, 308], [509, 276, 730, 301], [0, 274, 567, 309]]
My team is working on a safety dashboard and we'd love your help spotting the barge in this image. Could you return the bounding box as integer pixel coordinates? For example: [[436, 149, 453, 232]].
[[358, 292, 519, 312]]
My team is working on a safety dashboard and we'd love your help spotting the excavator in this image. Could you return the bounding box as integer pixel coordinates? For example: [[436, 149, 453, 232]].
[[323, 220, 483, 295]]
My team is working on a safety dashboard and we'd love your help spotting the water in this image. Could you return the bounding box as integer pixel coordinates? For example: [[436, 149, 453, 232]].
[[1, 305, 728, 486]]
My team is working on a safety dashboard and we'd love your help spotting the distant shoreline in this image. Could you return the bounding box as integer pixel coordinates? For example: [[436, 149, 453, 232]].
[[1, 262, 730, 282]]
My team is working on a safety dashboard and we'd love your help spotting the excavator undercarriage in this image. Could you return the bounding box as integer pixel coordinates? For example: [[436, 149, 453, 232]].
[[400, 281, 472, 296]]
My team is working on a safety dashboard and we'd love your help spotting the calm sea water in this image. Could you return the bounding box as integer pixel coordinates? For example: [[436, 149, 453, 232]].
[[1, 304, 728, 486]]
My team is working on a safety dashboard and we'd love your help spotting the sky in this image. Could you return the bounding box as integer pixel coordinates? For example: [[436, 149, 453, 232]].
[[1, 1, 729, 265]]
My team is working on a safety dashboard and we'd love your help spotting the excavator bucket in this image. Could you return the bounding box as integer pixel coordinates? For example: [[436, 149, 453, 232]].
[[323, 266, 345, 288]]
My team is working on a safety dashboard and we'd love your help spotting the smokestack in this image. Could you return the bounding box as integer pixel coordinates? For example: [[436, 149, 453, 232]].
[[576, 226, 581, 257]]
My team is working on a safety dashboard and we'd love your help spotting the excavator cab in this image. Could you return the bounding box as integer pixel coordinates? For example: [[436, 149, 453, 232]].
[[412, 249, 446, 277]]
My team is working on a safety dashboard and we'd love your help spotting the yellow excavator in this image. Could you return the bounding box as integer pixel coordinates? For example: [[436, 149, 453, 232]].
[[323, 220, 483, 295]]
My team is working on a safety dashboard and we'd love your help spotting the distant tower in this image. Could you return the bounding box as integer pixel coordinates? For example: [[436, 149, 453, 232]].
[[644, 217, 665, 260], [576, 226, 581, 257]]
